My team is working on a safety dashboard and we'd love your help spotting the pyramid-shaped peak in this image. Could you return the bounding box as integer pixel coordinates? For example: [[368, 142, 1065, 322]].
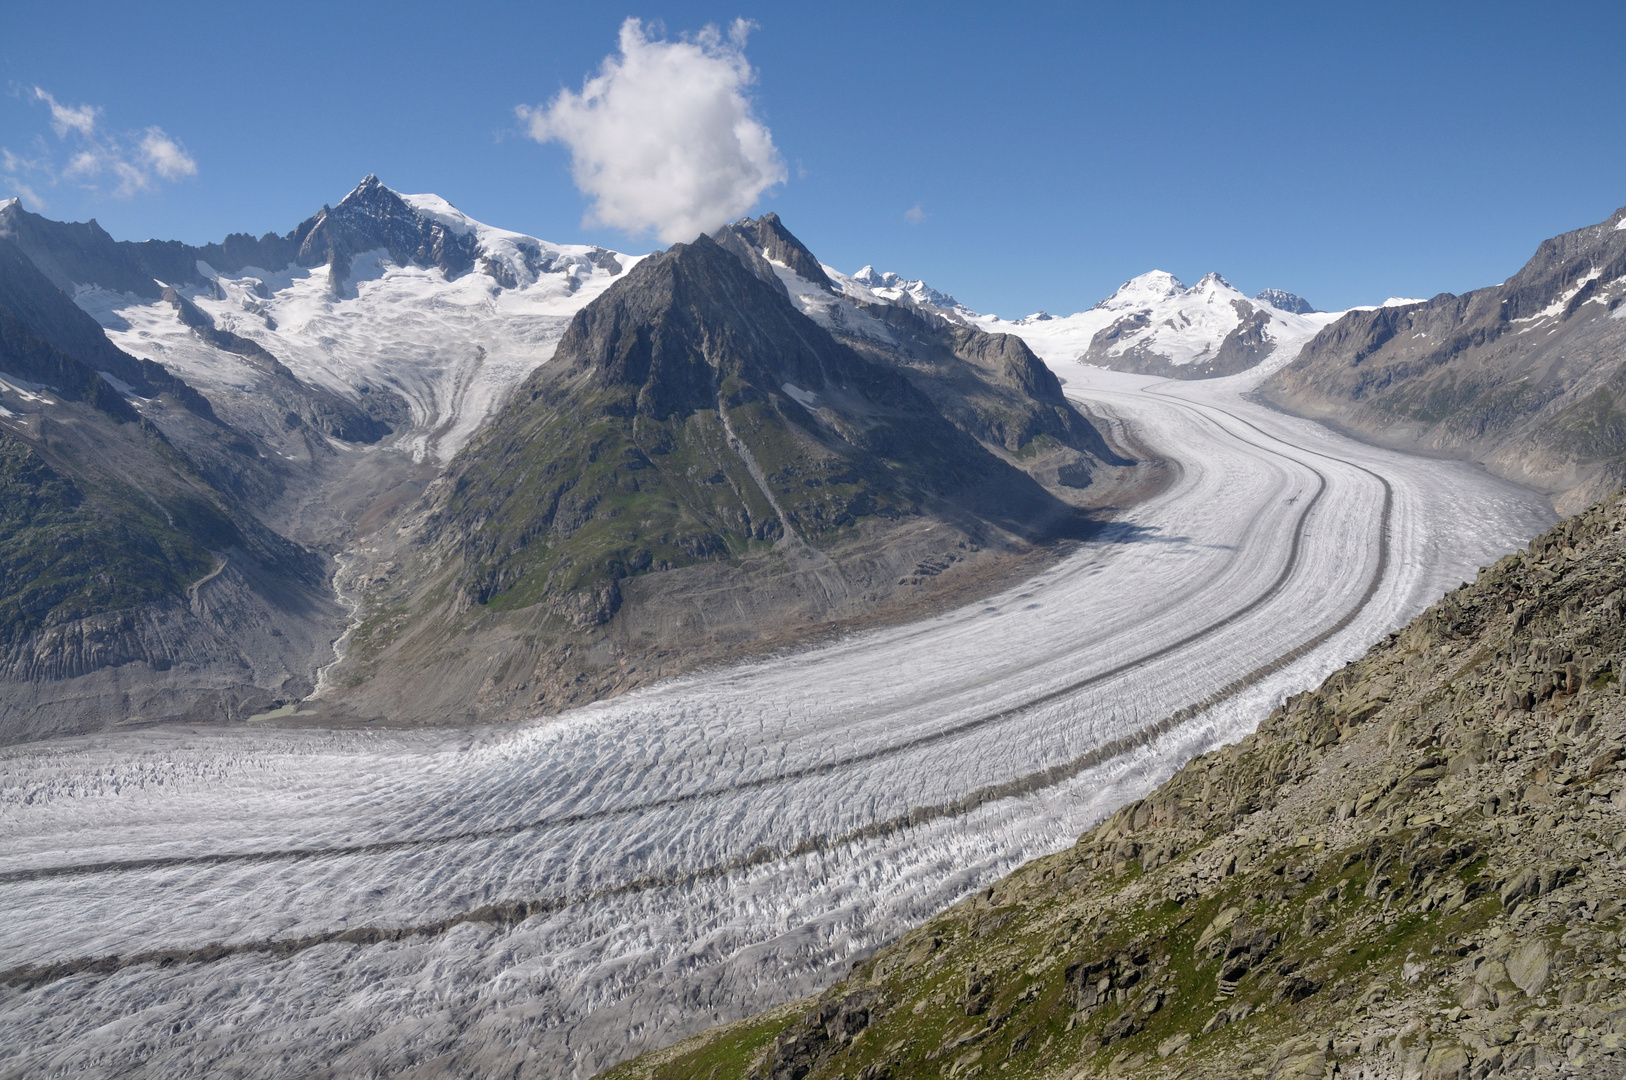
[[715, 212, 832, 290]]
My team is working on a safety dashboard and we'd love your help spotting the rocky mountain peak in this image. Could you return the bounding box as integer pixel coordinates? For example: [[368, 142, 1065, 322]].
[[553, 232, 867, 420], [293, 174, 481, 295], [1255, 288, 1317, 314]]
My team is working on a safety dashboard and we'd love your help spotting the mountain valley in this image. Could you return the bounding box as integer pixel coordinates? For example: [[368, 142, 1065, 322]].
[[0, 180, 1144, 738], [1, 176, 1622, 1080]]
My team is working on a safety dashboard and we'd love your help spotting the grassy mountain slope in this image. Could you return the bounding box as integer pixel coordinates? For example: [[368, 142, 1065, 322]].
[[0, 232, 345, 741], [609, 491, 1626, 1080], [1262, 205, 1626, 514], [332, 231, 1134, 723], [0, 428, 221, 645]]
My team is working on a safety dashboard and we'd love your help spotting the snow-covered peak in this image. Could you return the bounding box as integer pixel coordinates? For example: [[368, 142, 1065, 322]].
[[841, 265, 970, 316], [0, 197, 17, 212], [1254, 288, 1317, 315], [75, 177, 645, 464], [1093, 270, 1187, 311], [955, 270, 1343, 380]]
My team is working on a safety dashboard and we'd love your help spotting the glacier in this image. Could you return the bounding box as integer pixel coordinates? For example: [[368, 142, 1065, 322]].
[[0, 353, 1553, 1078]]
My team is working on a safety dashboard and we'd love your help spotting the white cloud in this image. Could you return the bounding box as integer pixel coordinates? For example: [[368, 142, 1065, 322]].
[[904, 203, 927, 225], [518, 17, 786, 244], [33, 88, 99, 138], [3, 87, 197, 201], [140, 127, 197, 180]]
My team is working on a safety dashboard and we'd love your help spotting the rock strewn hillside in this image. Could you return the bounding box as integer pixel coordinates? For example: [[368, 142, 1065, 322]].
[[609, 490, 1626, 1080], [1262, 205, 1626, 514]]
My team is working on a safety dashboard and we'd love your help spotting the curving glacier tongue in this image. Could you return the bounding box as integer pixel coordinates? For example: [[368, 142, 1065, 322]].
[[0, 363, 1553, 1080]]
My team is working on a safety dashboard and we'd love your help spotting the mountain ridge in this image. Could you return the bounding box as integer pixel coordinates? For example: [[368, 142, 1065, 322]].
[[324, 224, 1139, 723], [1261, 202, 1626, 513]]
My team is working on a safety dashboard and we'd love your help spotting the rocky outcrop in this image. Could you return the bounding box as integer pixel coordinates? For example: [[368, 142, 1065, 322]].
[[1257, 289, 1317, 315], [1262, 204, 1626, 513], [609, 489, 1626, 1080]]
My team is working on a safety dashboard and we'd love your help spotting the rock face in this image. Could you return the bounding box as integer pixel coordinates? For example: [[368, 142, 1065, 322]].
[[608, 490, 1626, 1080], [0, 220, 348, 742], [1256, 289, 1318, 315], [1261, 204, 1626, 513], [0, 195, 300, 300], [292, 174, 482, 295], [330, 226, 1134, 724]]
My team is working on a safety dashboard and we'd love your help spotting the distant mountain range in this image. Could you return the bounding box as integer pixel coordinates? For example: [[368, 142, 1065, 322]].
[[3, 177, 1623, 740], [0, 181, 1131, 739], [821, 265, 1343, 380]]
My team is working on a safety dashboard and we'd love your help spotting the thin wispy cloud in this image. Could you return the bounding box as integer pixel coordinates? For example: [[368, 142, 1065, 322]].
[[2, 86, 197, 207], [518, 18, 786, 245], [904, 203, 927, 225]]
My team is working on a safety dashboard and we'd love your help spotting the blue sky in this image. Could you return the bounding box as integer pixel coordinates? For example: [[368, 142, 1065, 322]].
[[3, 2, 1624, 316]]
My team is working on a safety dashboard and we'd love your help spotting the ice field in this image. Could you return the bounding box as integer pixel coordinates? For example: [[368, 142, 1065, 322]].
[[0, 364, 1555, 1079]]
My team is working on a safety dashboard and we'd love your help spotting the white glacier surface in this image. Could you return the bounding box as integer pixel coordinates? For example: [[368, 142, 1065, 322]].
[[0, 353, 1555, 1079]]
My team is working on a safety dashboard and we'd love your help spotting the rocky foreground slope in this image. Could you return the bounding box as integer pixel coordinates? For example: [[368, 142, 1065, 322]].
[[610, 492, 1626, 1080]]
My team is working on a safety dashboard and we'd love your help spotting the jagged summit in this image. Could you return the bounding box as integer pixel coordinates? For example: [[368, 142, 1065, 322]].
[[292, 175, 625, 296], [1255, 287, 1317, 314], [844, 266, 967, 314], [713, 211, 833, 291]]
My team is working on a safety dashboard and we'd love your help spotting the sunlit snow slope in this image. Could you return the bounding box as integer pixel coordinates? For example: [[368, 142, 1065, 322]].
[[817, 265, 1342, 377], [73, 192, 641, 463], [0, 359, 1553, 1079]]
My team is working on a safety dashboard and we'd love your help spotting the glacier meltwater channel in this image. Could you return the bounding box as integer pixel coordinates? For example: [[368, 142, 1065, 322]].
[[0, 364, 1553, 1079]]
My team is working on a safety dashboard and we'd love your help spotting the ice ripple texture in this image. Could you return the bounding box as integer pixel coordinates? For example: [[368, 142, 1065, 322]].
[[0, 368, 1554, 1078]]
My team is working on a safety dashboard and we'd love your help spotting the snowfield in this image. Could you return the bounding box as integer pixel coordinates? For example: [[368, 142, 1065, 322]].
[[0, 363, 1553, 1079], [72, 199, 641, 464], [815, 265, 1343, 375]]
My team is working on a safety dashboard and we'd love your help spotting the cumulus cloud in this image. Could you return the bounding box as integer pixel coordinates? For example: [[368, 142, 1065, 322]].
[[2, 87, 197, 202], [518, 18, 786, 244]]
